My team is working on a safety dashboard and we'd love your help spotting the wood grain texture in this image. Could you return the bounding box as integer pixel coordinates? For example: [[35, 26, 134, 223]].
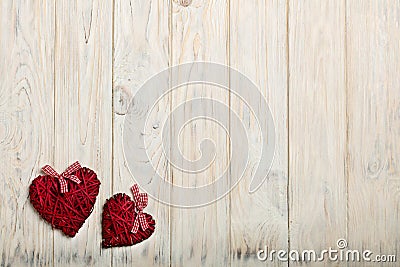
[[54, 0, 113, 266], [169, 0, 230, 266], [1, 0, 400, 266], [229, 0, 288, 266], [347, 1, 400, 266], [0, 1, 55, 266], [288, 0, 347, 264], [112, 0, 171, 266]]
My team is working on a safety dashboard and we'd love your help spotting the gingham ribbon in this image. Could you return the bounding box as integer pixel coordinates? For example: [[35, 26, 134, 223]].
[[131, 184, 149, 233], [42, 162, 82, 193]]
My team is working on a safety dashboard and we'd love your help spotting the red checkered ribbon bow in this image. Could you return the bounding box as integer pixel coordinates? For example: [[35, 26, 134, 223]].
[[131, 184, 149, 233], [42, 162, 82, 193]]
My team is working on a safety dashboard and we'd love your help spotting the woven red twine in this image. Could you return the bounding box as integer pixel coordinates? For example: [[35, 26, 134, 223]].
[[29, 166, 100, 237], [102, 192, 156, 248]]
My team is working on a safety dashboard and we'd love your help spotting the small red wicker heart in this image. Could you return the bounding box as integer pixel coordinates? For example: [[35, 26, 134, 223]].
[[29, 163, 100, 237], [102, 188, 155, 248]]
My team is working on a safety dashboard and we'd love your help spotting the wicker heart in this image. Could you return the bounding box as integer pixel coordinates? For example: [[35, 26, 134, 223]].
[[29, 167, 100, 237], [102, 193, 155, 248]]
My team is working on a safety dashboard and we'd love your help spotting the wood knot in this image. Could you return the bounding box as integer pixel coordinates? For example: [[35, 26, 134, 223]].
[[113, 86, 132, 115], [366, 158, 384, 178], [179, 0, 192, 7]]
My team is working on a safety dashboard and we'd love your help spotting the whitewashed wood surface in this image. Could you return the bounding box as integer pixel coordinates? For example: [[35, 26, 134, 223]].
[[0, 0, 399, 266]]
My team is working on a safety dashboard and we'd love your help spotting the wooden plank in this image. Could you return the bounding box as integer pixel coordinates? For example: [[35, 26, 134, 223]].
[[53, 0, 113, 265], [112, 0, 171, 266], [229, 0, 288, 266], [347, 1, 400, 265], [169, 0, 230, 266], [0, 1, 55, 266], [288, 0, 347, 264]]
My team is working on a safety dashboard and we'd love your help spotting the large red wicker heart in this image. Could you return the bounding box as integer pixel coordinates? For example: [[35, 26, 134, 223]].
[[29, 165, 100, 237], [102, 192, 156, 248]]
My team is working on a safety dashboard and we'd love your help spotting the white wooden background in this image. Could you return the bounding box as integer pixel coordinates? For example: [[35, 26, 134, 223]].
[[0, 0, 399, 266]]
